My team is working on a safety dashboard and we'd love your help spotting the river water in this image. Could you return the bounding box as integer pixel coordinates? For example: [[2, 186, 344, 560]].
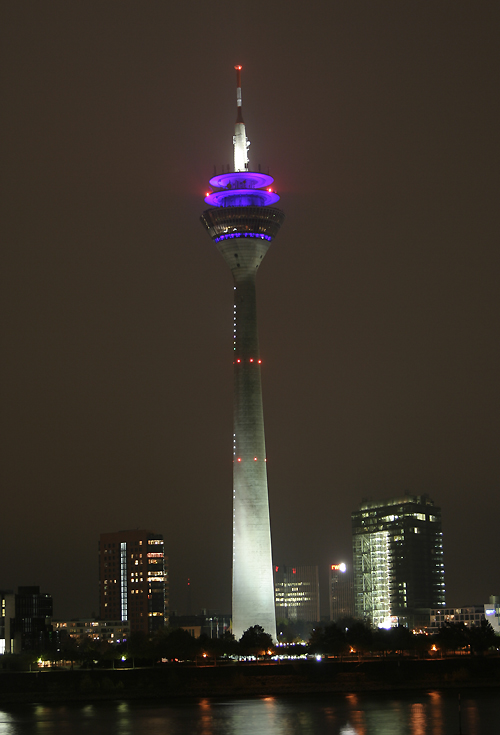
[[0, 691, 499, 734]]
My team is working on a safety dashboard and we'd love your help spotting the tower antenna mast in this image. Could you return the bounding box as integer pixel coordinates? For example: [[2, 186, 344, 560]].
[[233, 65, 249, 172]]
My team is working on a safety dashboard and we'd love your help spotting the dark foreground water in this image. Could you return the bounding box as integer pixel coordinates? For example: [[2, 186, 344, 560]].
[[1, 691, 499, 734]]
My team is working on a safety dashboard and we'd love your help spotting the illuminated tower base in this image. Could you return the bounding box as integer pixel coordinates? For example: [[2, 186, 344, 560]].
[[201, 68, 284, 640]]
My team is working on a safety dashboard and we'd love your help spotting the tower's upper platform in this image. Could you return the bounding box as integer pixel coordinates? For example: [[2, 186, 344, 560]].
[[201, 66, 284, 251], [201, 205, 284, 243], [205, 172, 280, 208]]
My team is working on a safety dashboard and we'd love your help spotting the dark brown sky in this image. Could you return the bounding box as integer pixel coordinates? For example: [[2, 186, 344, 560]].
[[1, 1, 498, 620]]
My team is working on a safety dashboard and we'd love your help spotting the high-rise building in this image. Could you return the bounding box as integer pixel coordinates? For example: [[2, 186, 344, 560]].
[[0, 591, 15, 654], [99, 530, 168, 634], [200, 67, 285, 641], [329, 562, 355, 621], [0, 586, 52, 654], [352, 494, 445, 628], [274, 565, 320, 623]]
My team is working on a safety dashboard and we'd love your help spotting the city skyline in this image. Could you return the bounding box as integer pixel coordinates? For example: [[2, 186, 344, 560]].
[[1, 2, 498, 620]]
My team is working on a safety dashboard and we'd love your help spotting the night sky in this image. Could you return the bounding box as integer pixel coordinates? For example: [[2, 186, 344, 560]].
[[1, 2, 498, 621]]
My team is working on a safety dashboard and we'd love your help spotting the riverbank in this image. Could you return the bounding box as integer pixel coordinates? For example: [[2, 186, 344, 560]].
[[1, 657, 500, 703]]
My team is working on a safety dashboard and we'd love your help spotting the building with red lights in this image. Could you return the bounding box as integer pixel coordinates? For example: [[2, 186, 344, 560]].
[[99, 530, 168, 634], [329, 562, 355, 621], [274, 565, 320, 623]]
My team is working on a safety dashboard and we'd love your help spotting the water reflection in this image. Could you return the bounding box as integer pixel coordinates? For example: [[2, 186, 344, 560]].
[[114, 701, 132, 734], [428, 690, 443, 735], [409, 702, 426, 735], [0, 712, 14, 735], [224, 698, 288, 735], [198, 698, 214, 735], [364, 700, 405, 735], [345, 692, 366, 735], [465, 698, 479, 735], [0, 691, 497, 734]]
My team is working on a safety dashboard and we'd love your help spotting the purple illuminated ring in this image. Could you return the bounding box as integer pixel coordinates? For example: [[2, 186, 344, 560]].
[[209, 172, 274, 189], [205, 189, 280, 207], [213, 233, 272, 243]]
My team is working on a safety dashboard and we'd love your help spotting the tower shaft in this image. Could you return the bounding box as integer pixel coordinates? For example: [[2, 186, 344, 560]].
[[232, 273, 276, 640]]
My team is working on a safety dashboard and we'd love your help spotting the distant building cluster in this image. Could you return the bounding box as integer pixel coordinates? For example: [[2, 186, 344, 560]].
[[429, 598, 500, 635], [1, 501, 500, 658], [271, 494, 499, 639], [52, 619, 130, 643]]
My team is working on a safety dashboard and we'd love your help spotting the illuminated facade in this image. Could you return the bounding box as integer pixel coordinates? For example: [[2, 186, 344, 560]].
[[329, 562, 355, 621], [352, 495, 445, 628], [99, 530, 168, 634], [274, 565, 320, 623], [52, 618, 130, 644], [429, 596, 500, 634], [201, 67, 284, 641]]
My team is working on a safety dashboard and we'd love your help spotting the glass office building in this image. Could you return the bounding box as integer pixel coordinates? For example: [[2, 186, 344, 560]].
[[352, 494, 445, 628]]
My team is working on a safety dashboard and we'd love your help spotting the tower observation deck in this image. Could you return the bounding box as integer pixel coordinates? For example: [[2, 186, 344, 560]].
[[200, 66, 284, 641]]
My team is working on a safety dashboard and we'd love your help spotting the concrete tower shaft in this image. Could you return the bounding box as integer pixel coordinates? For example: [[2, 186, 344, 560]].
[[216, 234, 271, 275], [232, 271, 275, 639], [200, 66, 284, 642]]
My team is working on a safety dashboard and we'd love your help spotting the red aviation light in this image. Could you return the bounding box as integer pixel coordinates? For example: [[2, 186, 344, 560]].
[[234, 65, 242, 70], [257, 359, 262, 364], [253, 457, 258, 461], [249, 358, 253, 362], [236, 359, 241, 363], [237, 457, 242, 462]]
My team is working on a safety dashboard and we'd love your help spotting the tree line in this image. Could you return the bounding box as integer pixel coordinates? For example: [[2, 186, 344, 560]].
[[2, 619, 497, 670], [309, 618, 498, 657]]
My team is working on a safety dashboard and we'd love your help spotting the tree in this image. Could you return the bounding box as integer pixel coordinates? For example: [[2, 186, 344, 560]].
[[435, 622, 468, 655], [345, 620, 373, 654], [276, 620, 299, 644], [313, 623, 347, 656], [157, 628, 200, 661], [204, 630, 238, 657], [239, 625, 274, 656], [468, 619, 498, 655], [127, 631, 154, 662], [373, 626, 412, 655]]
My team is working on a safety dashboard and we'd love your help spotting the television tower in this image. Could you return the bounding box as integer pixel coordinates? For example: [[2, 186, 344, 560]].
[[200, 66, 284, 641]]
